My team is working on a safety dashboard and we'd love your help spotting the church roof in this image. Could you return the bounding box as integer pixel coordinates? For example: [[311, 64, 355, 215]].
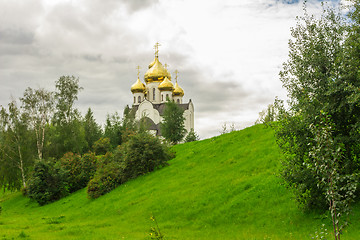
[[131, 78, 146, 93], [144, 57, 171, 83], [158, 77, 174, 91]]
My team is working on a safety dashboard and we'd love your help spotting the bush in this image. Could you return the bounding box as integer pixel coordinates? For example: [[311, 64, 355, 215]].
[[87, 161, 124, 199], [120, 132, 173, 181], [93, 137, 112, 155], [26, 160, 68, 205], [87, 132, 174, 199], [58, 152, 98, 193]]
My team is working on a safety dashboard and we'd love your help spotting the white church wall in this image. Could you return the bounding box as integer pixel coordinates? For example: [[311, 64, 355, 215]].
[[146, 82, 161, 104]]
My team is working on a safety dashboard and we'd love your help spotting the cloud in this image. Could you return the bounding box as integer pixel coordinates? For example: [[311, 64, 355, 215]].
[[0, 0, 342, 139]]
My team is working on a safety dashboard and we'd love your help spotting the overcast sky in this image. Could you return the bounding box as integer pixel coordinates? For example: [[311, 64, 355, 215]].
[[0, 0, 343, 139]]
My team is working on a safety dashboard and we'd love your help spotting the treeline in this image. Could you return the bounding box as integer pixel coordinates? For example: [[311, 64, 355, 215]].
[[0, 76, 174, 204]]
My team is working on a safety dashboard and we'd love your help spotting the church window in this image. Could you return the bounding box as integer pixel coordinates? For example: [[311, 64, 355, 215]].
[[162, 95, 163, 101], [138, 96, 141, 103], [134, 96, 136, 103], [153, 88, 155, 101], [177, 99, 180, 104], [166, 94, 169, 100]]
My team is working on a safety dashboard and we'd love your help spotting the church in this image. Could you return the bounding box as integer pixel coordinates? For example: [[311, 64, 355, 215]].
[[129, 43, 194, 136]]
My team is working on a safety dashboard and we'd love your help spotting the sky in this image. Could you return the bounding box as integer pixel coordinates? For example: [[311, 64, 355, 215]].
[[0, 0, 343, 139]]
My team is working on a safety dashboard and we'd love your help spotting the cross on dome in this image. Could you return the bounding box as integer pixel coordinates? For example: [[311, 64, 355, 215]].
[[136, 65, 141, 78], [154, 42, 161, 58], [174, 70, 179, 82]]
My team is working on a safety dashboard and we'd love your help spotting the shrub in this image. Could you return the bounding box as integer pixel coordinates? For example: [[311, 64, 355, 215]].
[[120, 132, 173, 181], [93, 137, 112, 155], [58, 152, 82, 193], [87, 132, 174, 199], [26, 160, 68, 205], [87, 161, 124, 199], [58, 152, 98, 193]]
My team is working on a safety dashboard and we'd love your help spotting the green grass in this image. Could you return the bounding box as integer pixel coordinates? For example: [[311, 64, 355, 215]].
[[0, 124, 359, 239]]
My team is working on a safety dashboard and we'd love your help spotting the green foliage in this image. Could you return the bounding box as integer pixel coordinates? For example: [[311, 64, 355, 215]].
[[120, 132, 172, 180], [274, 2, 360, 211], [93, 137, 112, 155], [184, 128, 199, 142], [308, 112, 357, 239], [87, 132, 172, 199], [26, 160, 68, 205], [83, 108, 102, 152], [20, 87, 54, 160], [0, 101, 34, 190], [160, 100, 186, 144], [87, 152, 122, 199], [104, 112, 123, 148], [58, 152, 97, 193], [51, 76, 87, 157]]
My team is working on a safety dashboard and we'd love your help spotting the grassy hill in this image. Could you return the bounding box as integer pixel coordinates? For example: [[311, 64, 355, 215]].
[[0, 124, 359, 239]]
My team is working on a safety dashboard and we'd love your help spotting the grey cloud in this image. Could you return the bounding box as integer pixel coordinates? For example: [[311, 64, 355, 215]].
[[0, 28, 34, 45], [123, 0, 159, 13]]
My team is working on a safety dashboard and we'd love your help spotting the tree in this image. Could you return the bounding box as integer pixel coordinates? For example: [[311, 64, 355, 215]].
[[0, 101, 34, 190], [83, 108, 102, 152], [20, 87, 54, 160], [51, 76, 86, 157], [104, 112, 123, 148], [160, 100, 186, 144], [184, 128, 199, 142], [274, 1, 360, 212], [308, 112, 357, 239]]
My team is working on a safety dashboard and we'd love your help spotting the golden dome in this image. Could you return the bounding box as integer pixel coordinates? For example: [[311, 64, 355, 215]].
[[148, 58, 156, 68], [158, 77, 174, 91], [173, 81, 184, 96], [131, 78, 146, 93], [144, 57, 171, 83]]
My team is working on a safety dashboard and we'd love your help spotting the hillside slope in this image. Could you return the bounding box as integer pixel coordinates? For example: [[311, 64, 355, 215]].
[[0, 124, 359, 239]]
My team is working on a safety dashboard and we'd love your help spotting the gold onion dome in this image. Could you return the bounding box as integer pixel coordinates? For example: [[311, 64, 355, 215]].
[[144, 57, 171, 82], [131, 78, 146, 93], [173, 81, 184, 96], [158, 77, 174, 91]]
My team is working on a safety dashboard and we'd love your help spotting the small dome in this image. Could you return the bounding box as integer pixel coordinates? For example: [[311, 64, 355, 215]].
[[131, 78, 146, 93], [144, 57, 171, 83], [158, 77, 174, 91], [173, 81, 184, 96]]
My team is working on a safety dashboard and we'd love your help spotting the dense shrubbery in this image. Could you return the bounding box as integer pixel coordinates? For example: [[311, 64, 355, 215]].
[[93, 137, 112, 155], [26, 160, 68, 205], [58, 152, 97, 193], [87, 132, 174, 199]]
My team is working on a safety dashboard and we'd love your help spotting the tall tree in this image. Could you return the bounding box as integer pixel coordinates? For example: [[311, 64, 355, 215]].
[[160, 100, 186, 144], [51, 76, 86, 157], [83, 108, 102, 152], [0, 101, 34, 190], [20, 87, 54, 160], [104, 112, 123, 148], [274, 1, 360, 211]]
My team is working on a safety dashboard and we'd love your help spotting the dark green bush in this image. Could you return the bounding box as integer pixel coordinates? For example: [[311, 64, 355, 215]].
[[120, 132, 173, 181], [26, 160, 68, 205], [93, 137, 112, 155], [87, 132, 174, 199], [58, 152, 97, 193], [87, 161, 124, 199]]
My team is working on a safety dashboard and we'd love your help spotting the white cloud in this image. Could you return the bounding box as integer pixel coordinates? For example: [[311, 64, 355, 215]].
[[0, 0, 341, 139]]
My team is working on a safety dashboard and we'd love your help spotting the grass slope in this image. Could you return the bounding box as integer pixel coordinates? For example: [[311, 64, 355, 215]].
[[0, 124, 359, 239]]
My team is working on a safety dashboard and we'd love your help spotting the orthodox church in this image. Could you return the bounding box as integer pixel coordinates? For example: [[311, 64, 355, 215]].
[[129, 43, 194, 136]]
